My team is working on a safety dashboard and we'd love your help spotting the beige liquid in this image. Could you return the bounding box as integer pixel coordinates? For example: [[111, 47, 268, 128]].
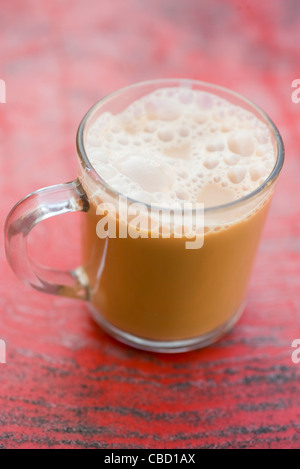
[[81, 88, 275, 341], [82, 199, 270, 340]]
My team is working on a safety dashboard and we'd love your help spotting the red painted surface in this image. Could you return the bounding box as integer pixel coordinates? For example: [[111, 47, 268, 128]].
[[0, 0, 300, 449]]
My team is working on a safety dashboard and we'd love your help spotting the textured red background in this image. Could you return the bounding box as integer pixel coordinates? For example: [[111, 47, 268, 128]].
[[0, 0, 300, 449]]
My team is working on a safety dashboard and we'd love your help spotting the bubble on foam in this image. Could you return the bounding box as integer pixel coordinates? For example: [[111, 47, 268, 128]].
[[196, 93, 213, 110], [221, 122, 233, 132], [86, 134, 101, 146], [145, 97, 181, 121], [194, 112, 208, 124], [213, 110, 226, 121], [144, 122, 156, 133], [105, 133, 114, 143], [129, 191, 158, 204], [163, 143, 191, 160], [178, 88, 194, 105], [178, 127, 190, 138], [117, 156, 174, 193], [263, 153, 275, 168], [85, 87, 276, 227], [96, 165, 117, 181], [176, 189, 190, 201], [118, 113, 138, 134], [118, 135, 129, 145], [227, 130, 255, 156], [249, 163, 268, 181], [177, 168, 189, 178], [158, 128, 174, 142], [224, 153, 239, 165], [132, 104, 144, 120], [206, 141, 224, 152], [95, 112, 113, 130], [143, 134, 152, 143], [227, 166, 247, 184], [256, 144, 267, 156], [88, 149, 109, 164], [204, 156, 219, 169], [111, 125, 121, 134], [255, 129, 269, 144]]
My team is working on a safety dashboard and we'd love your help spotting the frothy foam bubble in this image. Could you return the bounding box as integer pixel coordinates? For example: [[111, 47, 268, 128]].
[[85, 87, 275, 221]]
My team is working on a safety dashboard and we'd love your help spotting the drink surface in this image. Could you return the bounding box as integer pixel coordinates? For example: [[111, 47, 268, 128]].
[[85, 87, 275, 209]]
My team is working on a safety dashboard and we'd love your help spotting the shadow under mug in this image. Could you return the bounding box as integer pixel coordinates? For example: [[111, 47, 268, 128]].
[[5, 79, 284, 353]]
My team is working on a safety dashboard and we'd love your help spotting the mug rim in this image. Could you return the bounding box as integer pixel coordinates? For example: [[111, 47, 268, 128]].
[[76, 78, 284, 213]]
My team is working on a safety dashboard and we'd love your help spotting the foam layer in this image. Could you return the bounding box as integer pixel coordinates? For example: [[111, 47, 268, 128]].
[[85, 88, 275, 208]]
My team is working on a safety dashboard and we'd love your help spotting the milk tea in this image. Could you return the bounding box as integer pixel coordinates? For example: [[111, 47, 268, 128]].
[[81, 87, 275, 342]]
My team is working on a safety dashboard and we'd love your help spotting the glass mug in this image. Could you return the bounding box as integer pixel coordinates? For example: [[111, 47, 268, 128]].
[[5, 79, 284, 353]]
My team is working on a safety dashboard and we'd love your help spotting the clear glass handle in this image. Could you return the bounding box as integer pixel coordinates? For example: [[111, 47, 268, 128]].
[[5, 179, 90, 300]]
